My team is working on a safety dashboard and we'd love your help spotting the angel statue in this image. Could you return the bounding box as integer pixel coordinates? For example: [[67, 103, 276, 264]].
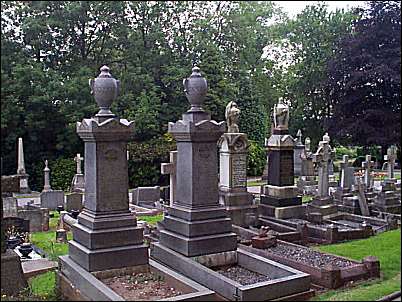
[[225, 101, 240, 133], [273, 98, 289, 130]]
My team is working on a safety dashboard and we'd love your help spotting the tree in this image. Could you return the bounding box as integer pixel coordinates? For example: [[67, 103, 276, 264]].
[[267, 3, 356, 147], [324, 1, 401, 152]]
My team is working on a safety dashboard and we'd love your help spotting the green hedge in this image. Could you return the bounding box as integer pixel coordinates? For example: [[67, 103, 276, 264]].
[[247, 140, 266, 176]]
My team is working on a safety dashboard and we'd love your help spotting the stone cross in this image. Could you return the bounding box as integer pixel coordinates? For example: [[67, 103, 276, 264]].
[[313, 141, 335, 198], [17, 137, 26, 174], [43, 160, 52, 192], [161, 151, 177, 205], [362, 155, 374, 188], [74, 153, 84, 174], [339, 155, 350, 189], [385, 145, 397, 179], [355, 176, 370, 216], [305, 137, 311, 152], [296, 129, 302, 145]]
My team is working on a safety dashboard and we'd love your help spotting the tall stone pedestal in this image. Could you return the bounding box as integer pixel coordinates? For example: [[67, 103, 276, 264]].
[[1, 250, 28, 295], [62, 66, 148, 273], [259, 128, 302, 219], [218, 133, 256, 227], [68, 116, 148, 272], [158, 111, 237, 257], [154, 67, 237, 259]]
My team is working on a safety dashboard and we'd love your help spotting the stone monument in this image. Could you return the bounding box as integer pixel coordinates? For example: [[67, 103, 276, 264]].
[[307, 135, 338, 217], [297, 137, 318, 195], [362, 154, 375, 189], [70, 153, 85, 192], [384, 145, 398, 185], [39, 160, 64, 210], [323, 133, 337, 187], [16, 137, 30, 193], [161, 151, 177, 207], [152, 66, 237, 257], [293, 129, 305, 176], [333, 155, 354, 202], [259, 98, 302, 219], [218, 101, 256, 227], [65, 66, 148, 272], [1, 175, 28, 296]]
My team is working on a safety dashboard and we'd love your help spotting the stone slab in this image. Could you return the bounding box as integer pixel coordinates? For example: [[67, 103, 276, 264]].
[[40, 190, 64, 210], [22, 259, 58, 279], [65, 193, 84, 212], [1, 249, 28, 296], [260, 195, 302, 207]]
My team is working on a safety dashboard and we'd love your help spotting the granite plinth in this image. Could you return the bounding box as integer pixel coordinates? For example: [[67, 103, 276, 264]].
[[224, 204, 258, 227], [65, 192, 83, 212], [71, 173, 85, 193], [267, 150, 295, 187], [260, 195, 302, 207]]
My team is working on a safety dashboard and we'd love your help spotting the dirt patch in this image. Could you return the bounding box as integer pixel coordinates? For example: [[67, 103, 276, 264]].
[[101, 271, 182, 300]]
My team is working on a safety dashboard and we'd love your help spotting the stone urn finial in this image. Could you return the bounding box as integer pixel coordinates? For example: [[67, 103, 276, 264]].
[[44, 159, 49, 171], [89, 65, 120, 118], [323, 132, 330, 143], [183, 66, 208, 112]]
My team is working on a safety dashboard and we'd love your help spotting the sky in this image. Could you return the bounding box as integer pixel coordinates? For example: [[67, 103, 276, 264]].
[[273, 1, 368, 17]]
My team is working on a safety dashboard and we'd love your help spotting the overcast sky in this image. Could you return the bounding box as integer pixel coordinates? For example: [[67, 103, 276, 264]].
[[273, 1, 368, 17]]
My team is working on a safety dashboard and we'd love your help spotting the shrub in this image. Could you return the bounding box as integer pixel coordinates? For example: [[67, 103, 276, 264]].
[[247, 140, 266, 176], [50, 157, 76, 191], [335, 145, 358, 160]]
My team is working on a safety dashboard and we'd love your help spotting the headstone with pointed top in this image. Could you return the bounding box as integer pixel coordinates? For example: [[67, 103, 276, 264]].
[[297, 137, 317, 194], [39, 160, 64, 210], [16, 138, 30, 193]]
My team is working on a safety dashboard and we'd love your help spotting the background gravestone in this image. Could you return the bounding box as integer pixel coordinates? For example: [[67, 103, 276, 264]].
[[65, 192, 83, 212]]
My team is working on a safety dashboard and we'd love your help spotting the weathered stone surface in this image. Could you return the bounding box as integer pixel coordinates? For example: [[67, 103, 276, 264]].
[[132, 186, 160, 207], [3, 196, 18, 217], [40, 190, 64, 210], [1, 175, 20, 193], [65, 192, 83, 212], [1, 249, 28, 296]]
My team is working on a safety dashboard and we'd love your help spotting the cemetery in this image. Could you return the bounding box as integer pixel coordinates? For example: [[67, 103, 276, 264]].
[[1, 1, 401, 301]]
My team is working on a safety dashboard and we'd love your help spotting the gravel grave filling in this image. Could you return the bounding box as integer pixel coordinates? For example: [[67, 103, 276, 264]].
[[101, 271, 182, 300], [214, 265, 272, 286], [265, 243, 355, 269]]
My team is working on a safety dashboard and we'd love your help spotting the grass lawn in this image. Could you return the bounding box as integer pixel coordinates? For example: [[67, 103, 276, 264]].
[[247, 180, 265, 187], [312, 229, 401, 301], [137, 213, 164, 226]]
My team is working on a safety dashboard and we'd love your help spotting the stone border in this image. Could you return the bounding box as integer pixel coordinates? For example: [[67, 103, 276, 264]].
[[58, 255, 215, 301], [239, 241, 380, 289], [151, 243, 312, 301]]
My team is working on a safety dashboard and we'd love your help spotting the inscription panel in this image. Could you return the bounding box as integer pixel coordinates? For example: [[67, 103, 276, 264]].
[[231, 154, 247, 187], [280, 151, 294, 185]]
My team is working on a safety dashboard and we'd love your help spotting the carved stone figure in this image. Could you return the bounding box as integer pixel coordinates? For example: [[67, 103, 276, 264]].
[[225, 101, 240, 133], [273, 98, 289, 129]]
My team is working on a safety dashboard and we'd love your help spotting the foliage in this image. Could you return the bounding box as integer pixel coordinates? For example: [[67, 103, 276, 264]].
[[30, 231, 72, 261], [324, 1, 401, 150], [267, 3, 356, 147], [127, 134, 176, 187], [247, 140, 266, 176], [334, 146, 358, 160], [49, 158, 76, 191], [137, 214, 164, 226]]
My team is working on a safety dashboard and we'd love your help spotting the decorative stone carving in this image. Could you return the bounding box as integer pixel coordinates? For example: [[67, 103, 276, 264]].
[[225, 101, 240, 133], [183, 66, 208, 112], [273, 98, 289, 130], [43, 160, 51, 192]]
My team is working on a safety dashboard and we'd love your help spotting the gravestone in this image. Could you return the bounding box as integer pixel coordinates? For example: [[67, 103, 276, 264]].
[[218, 101, 256, 227], [70, 153, 85, 192], [161, 151, 177, 206], [297, 137, 317, 195], [16, 138, 30, 193], [323, 133, 337, 187], [3, 196, 18, 218], [334, 155, 354, 202], [307, 135, 338, 217], [40, 160, 64, 210], [355, 176, 370, 216], [65, 192, 83, 212], [1, 175, 28, 296], [362, 155, 375, 189], [153, 66, 237, 257], [132, 186, 161, 208], [18, 206, 49, 232], [259, 98, 302, 219], [66, 66, 147, 272], [383, 145, 398, 187], [293, 129, 304, 176]]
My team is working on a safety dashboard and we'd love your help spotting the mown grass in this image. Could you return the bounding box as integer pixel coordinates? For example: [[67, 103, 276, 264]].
[[312, 229, 401, 301], [137, 213, 164, 226], [247, 180, 265, 187]]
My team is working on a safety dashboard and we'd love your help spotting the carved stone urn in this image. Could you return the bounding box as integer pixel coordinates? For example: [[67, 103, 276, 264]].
[[183, 66, 208, 112], [89, 65, 120, 117]]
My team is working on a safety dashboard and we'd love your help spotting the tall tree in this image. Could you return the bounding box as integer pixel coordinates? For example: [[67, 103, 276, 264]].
[[324, 1, 401, 151]]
